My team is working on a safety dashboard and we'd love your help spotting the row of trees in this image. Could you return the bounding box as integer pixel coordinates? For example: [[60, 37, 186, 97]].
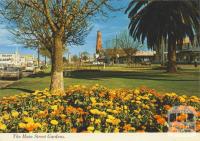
[[0, 0, 117, 91], [0, 0, 199, 92], [104, 31, 143, 64], [125, 0, 199, 72]]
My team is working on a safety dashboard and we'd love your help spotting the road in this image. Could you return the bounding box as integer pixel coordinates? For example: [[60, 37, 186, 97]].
[[0, 72, 33, 88]]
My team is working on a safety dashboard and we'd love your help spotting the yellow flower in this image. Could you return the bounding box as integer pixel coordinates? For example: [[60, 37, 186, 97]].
[[107, 115, 115, 120], [0, 123, 7, 130], [60, 114, 66, 119], [90, 109, 99, 115], [134, 89, 140, 95], [138, 115, 142, 119], [23, 117, 34, 123], [38, 99, 45, 103], [94, 130, 101, 133], [91, 118, 95, 122], [35, 123, 42, 128], [23, 111, 29, 115], [50, 120, 58, 125], [136, 97, 141, 101], [87, 126, 94, 132], [124, 106, 128, 110], [134, 110, 140, 114], [95, 119, 101, 124], [99, 111, 107, 117], [3, 114, 10, 120], [11, 110, 19, 118], [90, 97, 96, 103], [18, 123, 26, 129], [106, 118, 112, 123], [114, 127, 120, 133], [179, 97, 186, 103], [112, 119, 121, 125], [51, 105, 58, 110], [136, 101, 141, 104]]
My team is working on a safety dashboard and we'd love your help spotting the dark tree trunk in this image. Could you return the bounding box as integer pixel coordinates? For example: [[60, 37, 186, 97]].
[[45, 56, 47, 66], [167, 37, 177, 73], [155, 46, 160, 64], [38, 47, 40, 67], [50, 35, 64, 92]]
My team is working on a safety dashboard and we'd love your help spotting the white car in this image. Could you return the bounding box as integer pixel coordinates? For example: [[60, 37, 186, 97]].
[[92, 62, 104, 65], [25, 66, 35, 72]]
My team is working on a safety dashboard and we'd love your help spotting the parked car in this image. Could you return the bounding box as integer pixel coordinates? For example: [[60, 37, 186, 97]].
[[92, 61, 104, 65], [25, 66, 35, 72]]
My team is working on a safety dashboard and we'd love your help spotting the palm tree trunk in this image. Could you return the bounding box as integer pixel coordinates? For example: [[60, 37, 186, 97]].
[[50, 35, 64, 92], [155, 46, 160, 64], [167, 37, 177, 73]]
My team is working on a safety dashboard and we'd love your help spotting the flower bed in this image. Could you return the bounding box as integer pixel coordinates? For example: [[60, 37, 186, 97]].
[[0, 84, 199, 133]]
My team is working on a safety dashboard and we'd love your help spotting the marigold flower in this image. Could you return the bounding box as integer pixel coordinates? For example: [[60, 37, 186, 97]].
[[51, 105, 58, 110], [24, 122, 37, 132], [18, 123, 26, 129], [50, 120, 58, 125], [11, 110, 19, 118], [2, 114, 10, 120], [123, 124, 135, 132], [70, 128, 77, 133], [23, 111, 29, 115], [179, 97, 186, 103], [114, 128, 119, 133], [90, 97, 96, 103], [156, 117, 166, 125], [23, 117, 34, 123], [0, 123, 7, 130], [95, 119, 101, 124], [134, 89, 140, 95], [164, 105, 171, 111], [87, 126, 95, 132]]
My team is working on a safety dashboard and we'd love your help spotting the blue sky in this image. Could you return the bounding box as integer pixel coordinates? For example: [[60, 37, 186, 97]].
[[0, 1, 133, 58]]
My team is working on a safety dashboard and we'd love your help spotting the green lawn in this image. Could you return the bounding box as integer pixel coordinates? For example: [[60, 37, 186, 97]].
[[0, 65, 199, 97]]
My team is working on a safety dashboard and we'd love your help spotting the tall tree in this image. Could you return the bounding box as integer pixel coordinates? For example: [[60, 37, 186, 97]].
[[81, 51, 90, 62], [125, 0, 199, 72], [1, 0, 117, 92], [117, 31, 142, 64]]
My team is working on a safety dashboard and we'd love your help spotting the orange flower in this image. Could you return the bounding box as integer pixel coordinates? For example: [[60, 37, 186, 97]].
[[164, 105, 171, 111], [136, 130, 145, 133], [99, 92, 105, 97], [59, 106, 65, 111], [66, 106, 75, 114], [157, 117, 166, 125], [176, 114, 188, 121], [169, 127, 178, 132], [196, 123, 200, 132], [71, 128, 77, 133], [154, 115, 161, 119], [25, 123, 37, 132], [123, 124, 135, 132], [196, 112, 200, 117]]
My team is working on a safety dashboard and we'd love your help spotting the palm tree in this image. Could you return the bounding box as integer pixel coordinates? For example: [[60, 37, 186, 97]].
[[125, 0, 199, 72]]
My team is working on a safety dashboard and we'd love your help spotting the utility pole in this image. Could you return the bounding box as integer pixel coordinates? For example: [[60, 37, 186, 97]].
[[115, 35, 118, 64]]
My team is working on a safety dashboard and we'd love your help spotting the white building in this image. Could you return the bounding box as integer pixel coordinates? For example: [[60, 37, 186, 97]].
[[0, 52, 36, 67]]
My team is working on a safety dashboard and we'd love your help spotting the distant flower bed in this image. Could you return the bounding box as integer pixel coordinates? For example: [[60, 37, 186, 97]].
[[0, 84, 199, 133]]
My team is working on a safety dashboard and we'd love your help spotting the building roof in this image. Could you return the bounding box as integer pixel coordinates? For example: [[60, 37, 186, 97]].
[[105, 48, 155, 57]]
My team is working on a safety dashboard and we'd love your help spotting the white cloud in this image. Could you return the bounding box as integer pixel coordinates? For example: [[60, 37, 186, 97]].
[[0, 24, 18, 47]]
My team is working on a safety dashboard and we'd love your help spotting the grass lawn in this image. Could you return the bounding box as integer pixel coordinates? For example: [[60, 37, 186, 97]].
[[0, 65, 199, 97]]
